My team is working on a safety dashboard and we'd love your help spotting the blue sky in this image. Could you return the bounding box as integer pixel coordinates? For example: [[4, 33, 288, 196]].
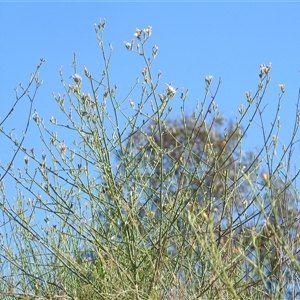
[[1, 3, 300, 195]]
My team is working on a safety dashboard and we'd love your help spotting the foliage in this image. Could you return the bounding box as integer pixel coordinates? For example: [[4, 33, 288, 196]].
[[1, 20, 300, 299]]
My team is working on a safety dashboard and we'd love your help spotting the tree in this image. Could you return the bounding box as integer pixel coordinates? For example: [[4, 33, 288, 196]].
[[1, 20, 300, 299]]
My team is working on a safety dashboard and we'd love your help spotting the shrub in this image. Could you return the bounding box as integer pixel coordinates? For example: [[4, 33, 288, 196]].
[[1, 20, 300, 300]]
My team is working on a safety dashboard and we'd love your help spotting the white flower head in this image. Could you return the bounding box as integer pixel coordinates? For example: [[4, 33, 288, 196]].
[[134, 28, 142, 39], [205, 75, 214, 85], [72, 74, 82, 84], [165, 84, 177, 97], [124, 40, 134, 50], [124, 41, 132, 50], [279, 84, 285, 93]]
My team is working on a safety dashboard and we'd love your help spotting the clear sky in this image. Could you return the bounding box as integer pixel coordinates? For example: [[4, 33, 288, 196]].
[[1, 3, 300, 196]]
